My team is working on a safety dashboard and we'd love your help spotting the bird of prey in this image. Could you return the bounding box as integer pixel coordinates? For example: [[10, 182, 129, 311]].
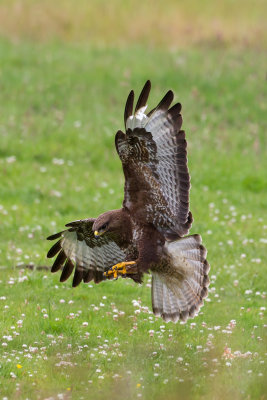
[[47, 80, 210, 323]]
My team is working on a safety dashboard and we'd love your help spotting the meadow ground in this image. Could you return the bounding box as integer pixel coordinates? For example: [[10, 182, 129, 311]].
[[0, 38, 266, 400]]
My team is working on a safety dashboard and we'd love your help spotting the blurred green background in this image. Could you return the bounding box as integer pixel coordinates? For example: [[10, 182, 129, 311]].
[[0, 0, 266, 47]]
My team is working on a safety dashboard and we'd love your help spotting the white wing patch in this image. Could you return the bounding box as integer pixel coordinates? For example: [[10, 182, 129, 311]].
[[126, 106, 148, 130]]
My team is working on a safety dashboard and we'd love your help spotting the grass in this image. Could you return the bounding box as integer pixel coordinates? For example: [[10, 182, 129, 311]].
[[0, 39, 266, 400]]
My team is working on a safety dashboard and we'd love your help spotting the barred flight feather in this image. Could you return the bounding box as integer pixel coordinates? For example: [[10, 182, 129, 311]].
[[47, 218, 127, 287], [151, 234, 210, 323]]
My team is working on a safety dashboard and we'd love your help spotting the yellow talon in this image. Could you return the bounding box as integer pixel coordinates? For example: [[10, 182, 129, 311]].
[[104, 261, 136, 279]]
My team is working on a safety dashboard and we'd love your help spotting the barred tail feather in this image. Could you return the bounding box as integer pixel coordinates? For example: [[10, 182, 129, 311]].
[[151, 234, 210, 323]]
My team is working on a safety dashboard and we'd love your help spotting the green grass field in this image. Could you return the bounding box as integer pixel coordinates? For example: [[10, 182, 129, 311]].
[[0, 20, 266, 400]]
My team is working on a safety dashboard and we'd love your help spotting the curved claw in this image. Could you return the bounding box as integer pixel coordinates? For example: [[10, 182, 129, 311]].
[[104, 261, 136, 279]]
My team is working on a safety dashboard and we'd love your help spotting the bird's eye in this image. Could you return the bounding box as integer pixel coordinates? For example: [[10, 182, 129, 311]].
[[101, 223, 107, 230]]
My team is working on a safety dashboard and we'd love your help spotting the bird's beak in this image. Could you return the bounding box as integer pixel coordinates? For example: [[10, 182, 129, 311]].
[[94, 230, 100, 238]]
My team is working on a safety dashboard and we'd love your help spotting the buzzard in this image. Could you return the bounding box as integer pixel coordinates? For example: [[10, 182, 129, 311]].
[[47, 81, 210, 323]]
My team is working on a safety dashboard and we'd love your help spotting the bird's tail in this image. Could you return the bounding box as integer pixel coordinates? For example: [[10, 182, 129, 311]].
[[151, 234, 210, 323]]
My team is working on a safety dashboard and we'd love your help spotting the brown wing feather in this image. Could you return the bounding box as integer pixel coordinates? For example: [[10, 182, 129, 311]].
[[134, 80, 151, 113], [47, 218, 127, 287], [124, 90, 134, 128], [116, 82, 192, 237]]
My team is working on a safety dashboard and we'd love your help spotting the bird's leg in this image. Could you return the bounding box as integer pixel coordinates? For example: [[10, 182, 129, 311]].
[[104, 261, 137, 279]]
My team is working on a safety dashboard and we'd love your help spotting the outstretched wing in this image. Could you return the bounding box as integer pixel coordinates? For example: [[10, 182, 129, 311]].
[[115, 80, 192, 238], [47, 218, 126, 287]]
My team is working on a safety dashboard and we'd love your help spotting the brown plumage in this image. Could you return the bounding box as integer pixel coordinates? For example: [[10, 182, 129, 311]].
[[47, 81, 210, 322]]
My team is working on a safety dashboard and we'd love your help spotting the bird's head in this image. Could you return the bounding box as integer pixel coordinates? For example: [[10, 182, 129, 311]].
[[92, 210, 123, 238]]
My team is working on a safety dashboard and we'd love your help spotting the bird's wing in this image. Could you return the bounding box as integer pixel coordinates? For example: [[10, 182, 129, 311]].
[[115, 80, 192, 237], [47, 218, 126, 287]]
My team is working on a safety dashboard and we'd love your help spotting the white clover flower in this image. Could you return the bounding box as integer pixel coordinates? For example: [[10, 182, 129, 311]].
[[6, 156, 16, 163]]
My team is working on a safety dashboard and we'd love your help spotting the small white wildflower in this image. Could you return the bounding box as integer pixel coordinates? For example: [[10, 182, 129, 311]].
[[251, 258, 261, 264], [52, 158, 64, 165], [6, 156, 16, 163]]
